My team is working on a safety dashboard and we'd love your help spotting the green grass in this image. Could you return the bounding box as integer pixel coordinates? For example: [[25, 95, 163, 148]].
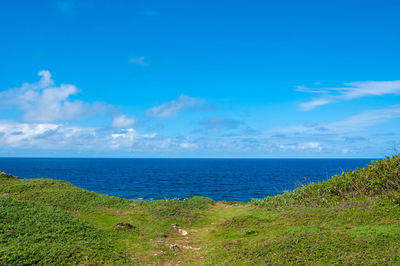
[[1, 155, 399, 265], [206, 203, 400, 265]]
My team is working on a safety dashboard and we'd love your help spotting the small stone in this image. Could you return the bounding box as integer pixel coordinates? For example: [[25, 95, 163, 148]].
[[171, 223, 179, 229], [171, 224, 188, 235], [114, 222, 136, 229], [179, 228, 188, 235], [153, 251, 165, 256], [168, 244, 180, 251]]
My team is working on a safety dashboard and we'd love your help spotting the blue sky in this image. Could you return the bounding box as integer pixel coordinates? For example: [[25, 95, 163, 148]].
[[0, 0, 399, 158]]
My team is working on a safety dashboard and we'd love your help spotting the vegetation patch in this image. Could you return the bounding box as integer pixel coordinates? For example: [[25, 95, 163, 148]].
[[0, 198, 128, 265], [138, 196, 214, 223]]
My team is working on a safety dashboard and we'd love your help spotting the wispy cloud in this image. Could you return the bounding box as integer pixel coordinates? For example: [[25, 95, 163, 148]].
[[299, 98, 334, 111], [298, 80, 400, 111], [279, 105, 400, 135], [129, 56, 149, 66], [146, 94, 207, 118], [328, 105, 400, 131], [199, 117, 242, 133]]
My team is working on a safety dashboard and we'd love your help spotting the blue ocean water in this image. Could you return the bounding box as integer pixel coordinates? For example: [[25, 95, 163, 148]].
[[0, 158, 374, 202]]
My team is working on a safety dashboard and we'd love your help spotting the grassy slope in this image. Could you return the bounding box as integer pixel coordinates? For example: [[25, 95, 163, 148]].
[[0, 156, 400, 265]]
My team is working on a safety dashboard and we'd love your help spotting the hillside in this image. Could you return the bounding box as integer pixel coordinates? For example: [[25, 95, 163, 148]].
[[1, 156, 400, 265]]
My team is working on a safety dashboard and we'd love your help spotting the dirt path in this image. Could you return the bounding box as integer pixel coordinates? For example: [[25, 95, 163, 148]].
[[156, 203, 251, 265]]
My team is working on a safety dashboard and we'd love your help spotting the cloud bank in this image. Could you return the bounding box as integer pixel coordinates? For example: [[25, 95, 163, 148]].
[[0, 71, 399, 157]]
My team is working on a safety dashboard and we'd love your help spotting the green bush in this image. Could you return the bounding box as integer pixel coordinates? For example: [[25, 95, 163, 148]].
[[0, 170, 17, 180]]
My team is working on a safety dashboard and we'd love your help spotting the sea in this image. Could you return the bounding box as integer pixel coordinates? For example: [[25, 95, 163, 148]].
[[0, 158, 374, 202]]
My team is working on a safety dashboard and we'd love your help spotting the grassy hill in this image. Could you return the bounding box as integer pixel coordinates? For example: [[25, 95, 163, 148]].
[[1, 156, 400, 265]]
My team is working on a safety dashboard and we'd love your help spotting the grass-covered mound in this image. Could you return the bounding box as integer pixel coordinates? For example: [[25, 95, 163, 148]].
[[0, 198, 126, 265], [252, 155, 400, 209], [0, 156, 399, 264]]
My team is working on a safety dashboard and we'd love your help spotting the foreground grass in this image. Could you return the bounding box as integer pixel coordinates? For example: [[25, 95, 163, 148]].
[[0, 157, 400, 265]]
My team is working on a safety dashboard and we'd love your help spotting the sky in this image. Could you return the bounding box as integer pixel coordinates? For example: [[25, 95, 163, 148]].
[[0, 0, 399, 158]]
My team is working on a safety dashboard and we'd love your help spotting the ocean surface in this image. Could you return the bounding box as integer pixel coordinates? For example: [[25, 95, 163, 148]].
[[0, 158, 374, 202]]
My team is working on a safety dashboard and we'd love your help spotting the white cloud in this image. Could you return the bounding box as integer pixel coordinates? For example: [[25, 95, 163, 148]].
[[0, 121, 87, 149], [146, 94, 206, 118], [180, 142, 197, 149], [0, 70, 110, 122], [129, 56, 149, 66], [37, 70, 53, 87], [298, 80, 400, 111], [112, 115, 136, 128], [0, 120, 142, 151], [110, 128, 137, 149], [143, 133, 157, 138]]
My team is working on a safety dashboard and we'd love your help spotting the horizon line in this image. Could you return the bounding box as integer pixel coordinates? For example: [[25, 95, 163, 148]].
[[0, 156, 379, 160]]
